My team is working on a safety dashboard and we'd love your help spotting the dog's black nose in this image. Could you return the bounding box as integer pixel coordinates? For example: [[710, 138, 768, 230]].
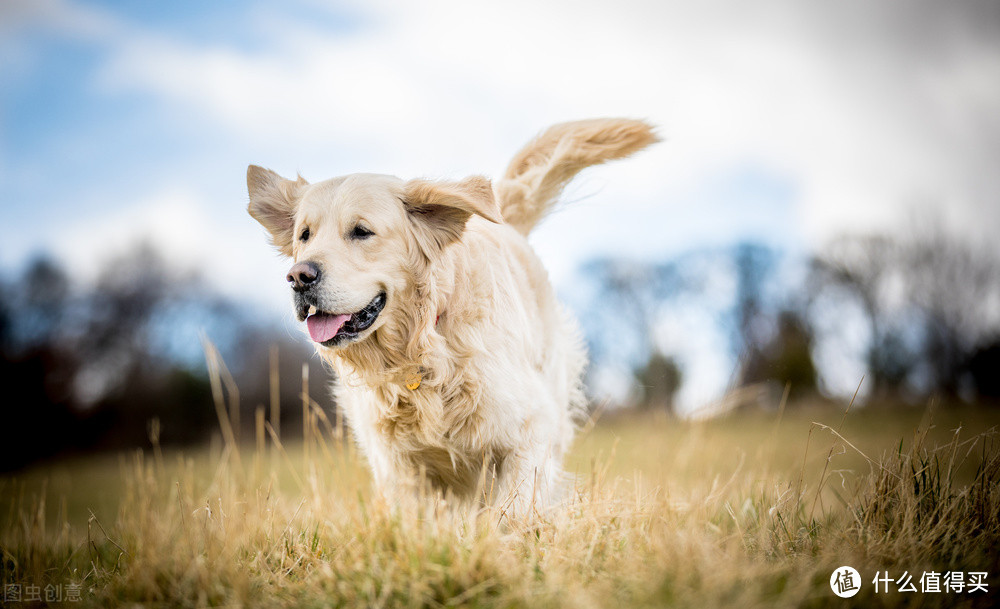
[[287, 261, 320, 292]]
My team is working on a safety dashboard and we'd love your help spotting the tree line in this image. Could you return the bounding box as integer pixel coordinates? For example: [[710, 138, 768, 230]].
[[581, 220, 1000, 412], [2, 218, 997, 469], [0, 244, 332, 471]]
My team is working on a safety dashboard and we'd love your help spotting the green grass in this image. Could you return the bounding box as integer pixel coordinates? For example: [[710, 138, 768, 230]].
[[3, 400, 999, 608]]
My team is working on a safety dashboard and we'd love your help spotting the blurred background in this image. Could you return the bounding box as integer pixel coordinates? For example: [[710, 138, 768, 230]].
[[2, 0, 999, 471]]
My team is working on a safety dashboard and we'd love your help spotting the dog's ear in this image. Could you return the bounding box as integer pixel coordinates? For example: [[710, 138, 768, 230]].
[[403, 176, 502, 252], [247, 165, 308, 257]]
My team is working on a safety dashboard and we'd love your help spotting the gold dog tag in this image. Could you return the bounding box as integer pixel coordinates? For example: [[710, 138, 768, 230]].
[[405, 374, 421, 390]]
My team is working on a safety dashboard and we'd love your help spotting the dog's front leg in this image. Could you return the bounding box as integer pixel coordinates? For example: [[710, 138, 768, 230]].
[[493, 447, 562, 521]]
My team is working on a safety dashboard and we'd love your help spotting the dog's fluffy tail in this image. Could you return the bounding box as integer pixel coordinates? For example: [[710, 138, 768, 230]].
[[495, 118, 658, 235]]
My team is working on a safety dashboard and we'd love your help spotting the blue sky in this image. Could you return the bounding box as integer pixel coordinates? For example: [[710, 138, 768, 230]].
[[3, 0, 998, 410]]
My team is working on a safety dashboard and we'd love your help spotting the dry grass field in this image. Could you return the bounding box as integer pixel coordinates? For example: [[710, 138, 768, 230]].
[[3, 388, 999, 608]]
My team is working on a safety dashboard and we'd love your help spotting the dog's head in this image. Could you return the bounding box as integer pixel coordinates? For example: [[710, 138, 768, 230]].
[[247, 166, 502, 349]]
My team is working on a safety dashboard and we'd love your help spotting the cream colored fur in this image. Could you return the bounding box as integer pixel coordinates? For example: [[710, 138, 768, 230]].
[[247, 118, 657, 516]]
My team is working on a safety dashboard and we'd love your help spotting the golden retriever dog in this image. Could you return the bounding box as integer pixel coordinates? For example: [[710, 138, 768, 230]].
[[247, 119, 656, 515]]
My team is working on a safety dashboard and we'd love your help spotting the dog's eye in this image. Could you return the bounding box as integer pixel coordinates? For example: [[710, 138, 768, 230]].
[[350, 224, 374, 240], [299, 227, 310, 242]]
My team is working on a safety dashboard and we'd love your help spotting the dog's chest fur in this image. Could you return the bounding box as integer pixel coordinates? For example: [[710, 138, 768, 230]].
[[333, 356, 509, 497]]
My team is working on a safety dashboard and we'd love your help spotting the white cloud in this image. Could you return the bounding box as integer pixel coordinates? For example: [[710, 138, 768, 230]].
[[88, 0, 1000, 246], [45, 189, 292, 317]]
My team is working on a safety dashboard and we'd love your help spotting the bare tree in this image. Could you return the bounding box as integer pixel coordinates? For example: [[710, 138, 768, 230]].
[[633, 352, 683, 411], [811, 234, 917, 398], [581, 257, 684, 412], [812, 218, 1000, 401], [901, 222, 1000, 397], [740, 309, 818, 397]]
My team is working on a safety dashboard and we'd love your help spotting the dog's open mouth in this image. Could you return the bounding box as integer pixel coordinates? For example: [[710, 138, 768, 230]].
[[304, 292, 386, 346]]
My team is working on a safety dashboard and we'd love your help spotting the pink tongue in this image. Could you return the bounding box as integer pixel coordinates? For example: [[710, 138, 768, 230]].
[[307, 313, 351, 343]]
